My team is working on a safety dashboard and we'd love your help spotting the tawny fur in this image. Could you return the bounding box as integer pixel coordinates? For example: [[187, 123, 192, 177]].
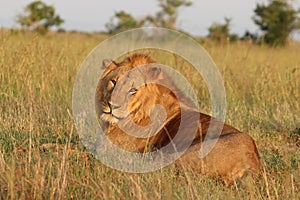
[[95, 53, 260, 184], [175, 133, 260, 185]]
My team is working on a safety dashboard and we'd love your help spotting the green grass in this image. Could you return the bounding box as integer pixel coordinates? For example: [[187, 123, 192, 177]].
[[0, 29, 299, 199]]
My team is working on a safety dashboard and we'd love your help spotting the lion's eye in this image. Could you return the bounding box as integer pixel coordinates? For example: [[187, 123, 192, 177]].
[[128, 88, 137, 95], [107, 79, 117, 90], [110, 80, 116, 86]]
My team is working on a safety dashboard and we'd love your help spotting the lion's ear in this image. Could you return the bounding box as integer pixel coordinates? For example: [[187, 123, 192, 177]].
[[101, 59, 118, 77], [102, 59, 114, 69], [148, 67, 163, 81]]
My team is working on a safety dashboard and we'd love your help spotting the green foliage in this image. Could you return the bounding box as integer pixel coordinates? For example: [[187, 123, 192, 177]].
[[253, 0, 300, 46], [262, 149, 286, 173], [145, 0, 192, 29], [17, 0, 64, 34], [208, 18, 238, 42], [106, 0, 192, 33], [106, 11, 143, 34]]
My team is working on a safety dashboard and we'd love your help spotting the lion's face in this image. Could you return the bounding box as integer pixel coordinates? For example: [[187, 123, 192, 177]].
[[96, 54, 164, 125], [100, 67, 166, 124], [96, 65, 128, 123]]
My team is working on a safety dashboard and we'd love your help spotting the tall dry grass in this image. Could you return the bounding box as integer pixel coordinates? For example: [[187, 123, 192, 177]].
[[0, 29, 299, 199]]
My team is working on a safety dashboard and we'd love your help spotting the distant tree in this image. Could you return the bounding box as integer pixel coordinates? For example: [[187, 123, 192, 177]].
[[105, 11, 143, 34], [145, 0, 192, 29], [17, 1, 64, 34], [208, 18, 238, 42], [105, 0, 192, 34], [253, 0, 300, 46]]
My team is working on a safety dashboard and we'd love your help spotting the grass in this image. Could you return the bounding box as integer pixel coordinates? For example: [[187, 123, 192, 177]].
[[0, 29, 299, 199]]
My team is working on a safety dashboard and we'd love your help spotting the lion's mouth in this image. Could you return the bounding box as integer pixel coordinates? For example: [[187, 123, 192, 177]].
[[103, 111, 123, 119], [100, 101, 130, 123], [101, 109, 125, 123], [101, 112, 120, 123]]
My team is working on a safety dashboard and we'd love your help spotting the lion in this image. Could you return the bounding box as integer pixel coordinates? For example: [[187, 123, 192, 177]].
[[95, 53, 260, 184]]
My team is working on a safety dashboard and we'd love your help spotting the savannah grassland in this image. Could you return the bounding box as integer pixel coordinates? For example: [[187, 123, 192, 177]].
[[0, 29, 299, 200]]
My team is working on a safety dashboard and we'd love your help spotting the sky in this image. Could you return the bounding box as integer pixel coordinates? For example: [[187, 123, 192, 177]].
[[0, 0, 300, 38]]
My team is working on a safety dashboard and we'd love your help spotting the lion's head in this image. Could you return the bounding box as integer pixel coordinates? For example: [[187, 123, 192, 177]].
[[96, 54, 193, 127]]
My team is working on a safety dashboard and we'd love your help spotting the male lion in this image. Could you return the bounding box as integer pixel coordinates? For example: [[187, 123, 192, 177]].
[[95, 54, 259, 184]]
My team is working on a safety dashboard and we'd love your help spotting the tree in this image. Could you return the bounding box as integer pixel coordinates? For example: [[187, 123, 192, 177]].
[[105, 11, 143, 34], [208, 18, 238, 42], [253, 0, 300, 46], [105, 0, 192, 34], [17, 1, 64, 34], [145, 0, 192, 29]]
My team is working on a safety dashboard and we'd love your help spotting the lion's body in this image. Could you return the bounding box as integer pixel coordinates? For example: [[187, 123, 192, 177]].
[[176, 133, 260, 185], [96, 53, 260, 184]]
